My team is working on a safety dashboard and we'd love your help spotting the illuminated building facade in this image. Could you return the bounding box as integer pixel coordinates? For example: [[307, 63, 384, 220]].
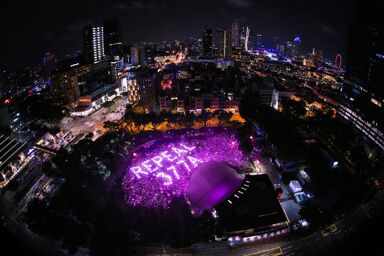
[[292, 36, 301, 56], [84, 26, 105, 64], [51, 64, 92, 104], [158, 94, 239, 113], [130, 46, 146, 66], [127, 70, 156, 111], [259, 88, 279, 110], [127, 79, 140, 104], [189, 96, 203, 113]]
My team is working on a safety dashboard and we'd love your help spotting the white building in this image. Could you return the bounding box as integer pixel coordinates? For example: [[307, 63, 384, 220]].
[[289, 180, 303, 193], [92, 26, 105, 64]]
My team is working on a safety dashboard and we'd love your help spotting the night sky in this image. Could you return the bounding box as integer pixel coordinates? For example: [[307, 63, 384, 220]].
[[1, 0, 353, 70]]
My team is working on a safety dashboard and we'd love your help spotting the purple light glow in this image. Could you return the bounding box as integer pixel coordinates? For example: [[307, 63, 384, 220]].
[[122, 129, 247, 208]]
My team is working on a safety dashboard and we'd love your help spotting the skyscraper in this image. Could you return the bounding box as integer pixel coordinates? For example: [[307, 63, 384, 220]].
[[103, 18, 123, 60], [337, 0, 384, 151], [83, 25, 105, 64], [240, 26, 251, 52], [273, 37, 279, 50], [285, 41, 293, 57], [130, 46, 146, 66], [244, 27, 251, 52], [231, 19, 240, 47], [255, 34, 263, 48], [292, 37, 302, 57], [346, 0, 384, 100], [212, 28, 232, 59], [42, 52, 56, 81], [202, 28, 213, 57]]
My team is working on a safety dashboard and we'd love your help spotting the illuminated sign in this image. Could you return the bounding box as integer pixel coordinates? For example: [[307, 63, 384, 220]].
[[161, 79, 172, 90], [78, 98, 92, 103], [130, 143, 202, 185], [122, 130, 247, 208]]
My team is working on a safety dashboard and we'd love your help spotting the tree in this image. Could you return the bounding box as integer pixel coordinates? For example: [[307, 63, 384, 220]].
[[148, 112, 166, 130], [216, 111, 233, 125], [134, 113, 151, 132], [166, 112, 183, 130], [183, 112, 196, 128], [239, 95, 264, 121], [16, 95, 67, 125], [280, 98, 306, 119], [103, 121, 120, 132], [199, 111, 211, 127], [239, 95, 304, 161]]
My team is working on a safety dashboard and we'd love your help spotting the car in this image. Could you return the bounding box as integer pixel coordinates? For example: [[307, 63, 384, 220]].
[[321, 224, 337, 237]]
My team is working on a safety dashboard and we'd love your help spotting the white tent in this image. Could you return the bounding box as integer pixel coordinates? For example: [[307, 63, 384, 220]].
[[289, 180, 302, 193]]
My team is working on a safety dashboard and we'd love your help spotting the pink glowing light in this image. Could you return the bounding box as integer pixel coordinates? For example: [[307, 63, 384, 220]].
[[161, 79, 172, 90], [122, 129, 247, 208]]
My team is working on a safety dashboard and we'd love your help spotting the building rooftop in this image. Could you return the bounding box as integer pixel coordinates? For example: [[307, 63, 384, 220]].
[[0, 135, 27, 171], [215, 174, 288, 234], [186, 162, 244, 211]]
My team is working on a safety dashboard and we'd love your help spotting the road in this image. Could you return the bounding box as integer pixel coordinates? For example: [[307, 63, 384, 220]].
[[59, 100, 126, 141], [0, 100, 128, 256], [188, 190, 384, 256]]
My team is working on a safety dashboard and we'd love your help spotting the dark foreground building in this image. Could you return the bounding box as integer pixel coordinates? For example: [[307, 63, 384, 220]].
[[216, 174, 289, 236], [339, 0, 384, 151], [346, 0, 384, 101]]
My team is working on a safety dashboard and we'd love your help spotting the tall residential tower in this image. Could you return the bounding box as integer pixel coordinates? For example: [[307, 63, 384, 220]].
[[84, 26, 105, 64]]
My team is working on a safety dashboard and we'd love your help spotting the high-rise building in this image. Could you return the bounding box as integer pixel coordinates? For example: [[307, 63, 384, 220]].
[[285, 41, 293, 57], [231, 20, 240, 47], [42, 52, 56, 81], [84, 26, 105, 64], [273, 37, 279, 50], [292, 37, 302, 57], [212, 28, 232, 59], [135, 70, 156, 111], [255, 34, 263, 48], [240, 26, 251, 52], [312, 49, 324, 66], [337, 0, 384, 151], [103, 18, 123, 60], [202, 28, 213, 57], [130, 46, 146, 66], [346, 0, 384, 100]]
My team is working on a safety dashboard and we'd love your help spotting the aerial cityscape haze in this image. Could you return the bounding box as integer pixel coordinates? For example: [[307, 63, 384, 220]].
[[0, 0, 383, 255]]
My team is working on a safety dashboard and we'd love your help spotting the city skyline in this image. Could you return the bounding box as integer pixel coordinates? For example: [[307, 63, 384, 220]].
[[1, 0, 353, 69], [1, 1, 383, 255]]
